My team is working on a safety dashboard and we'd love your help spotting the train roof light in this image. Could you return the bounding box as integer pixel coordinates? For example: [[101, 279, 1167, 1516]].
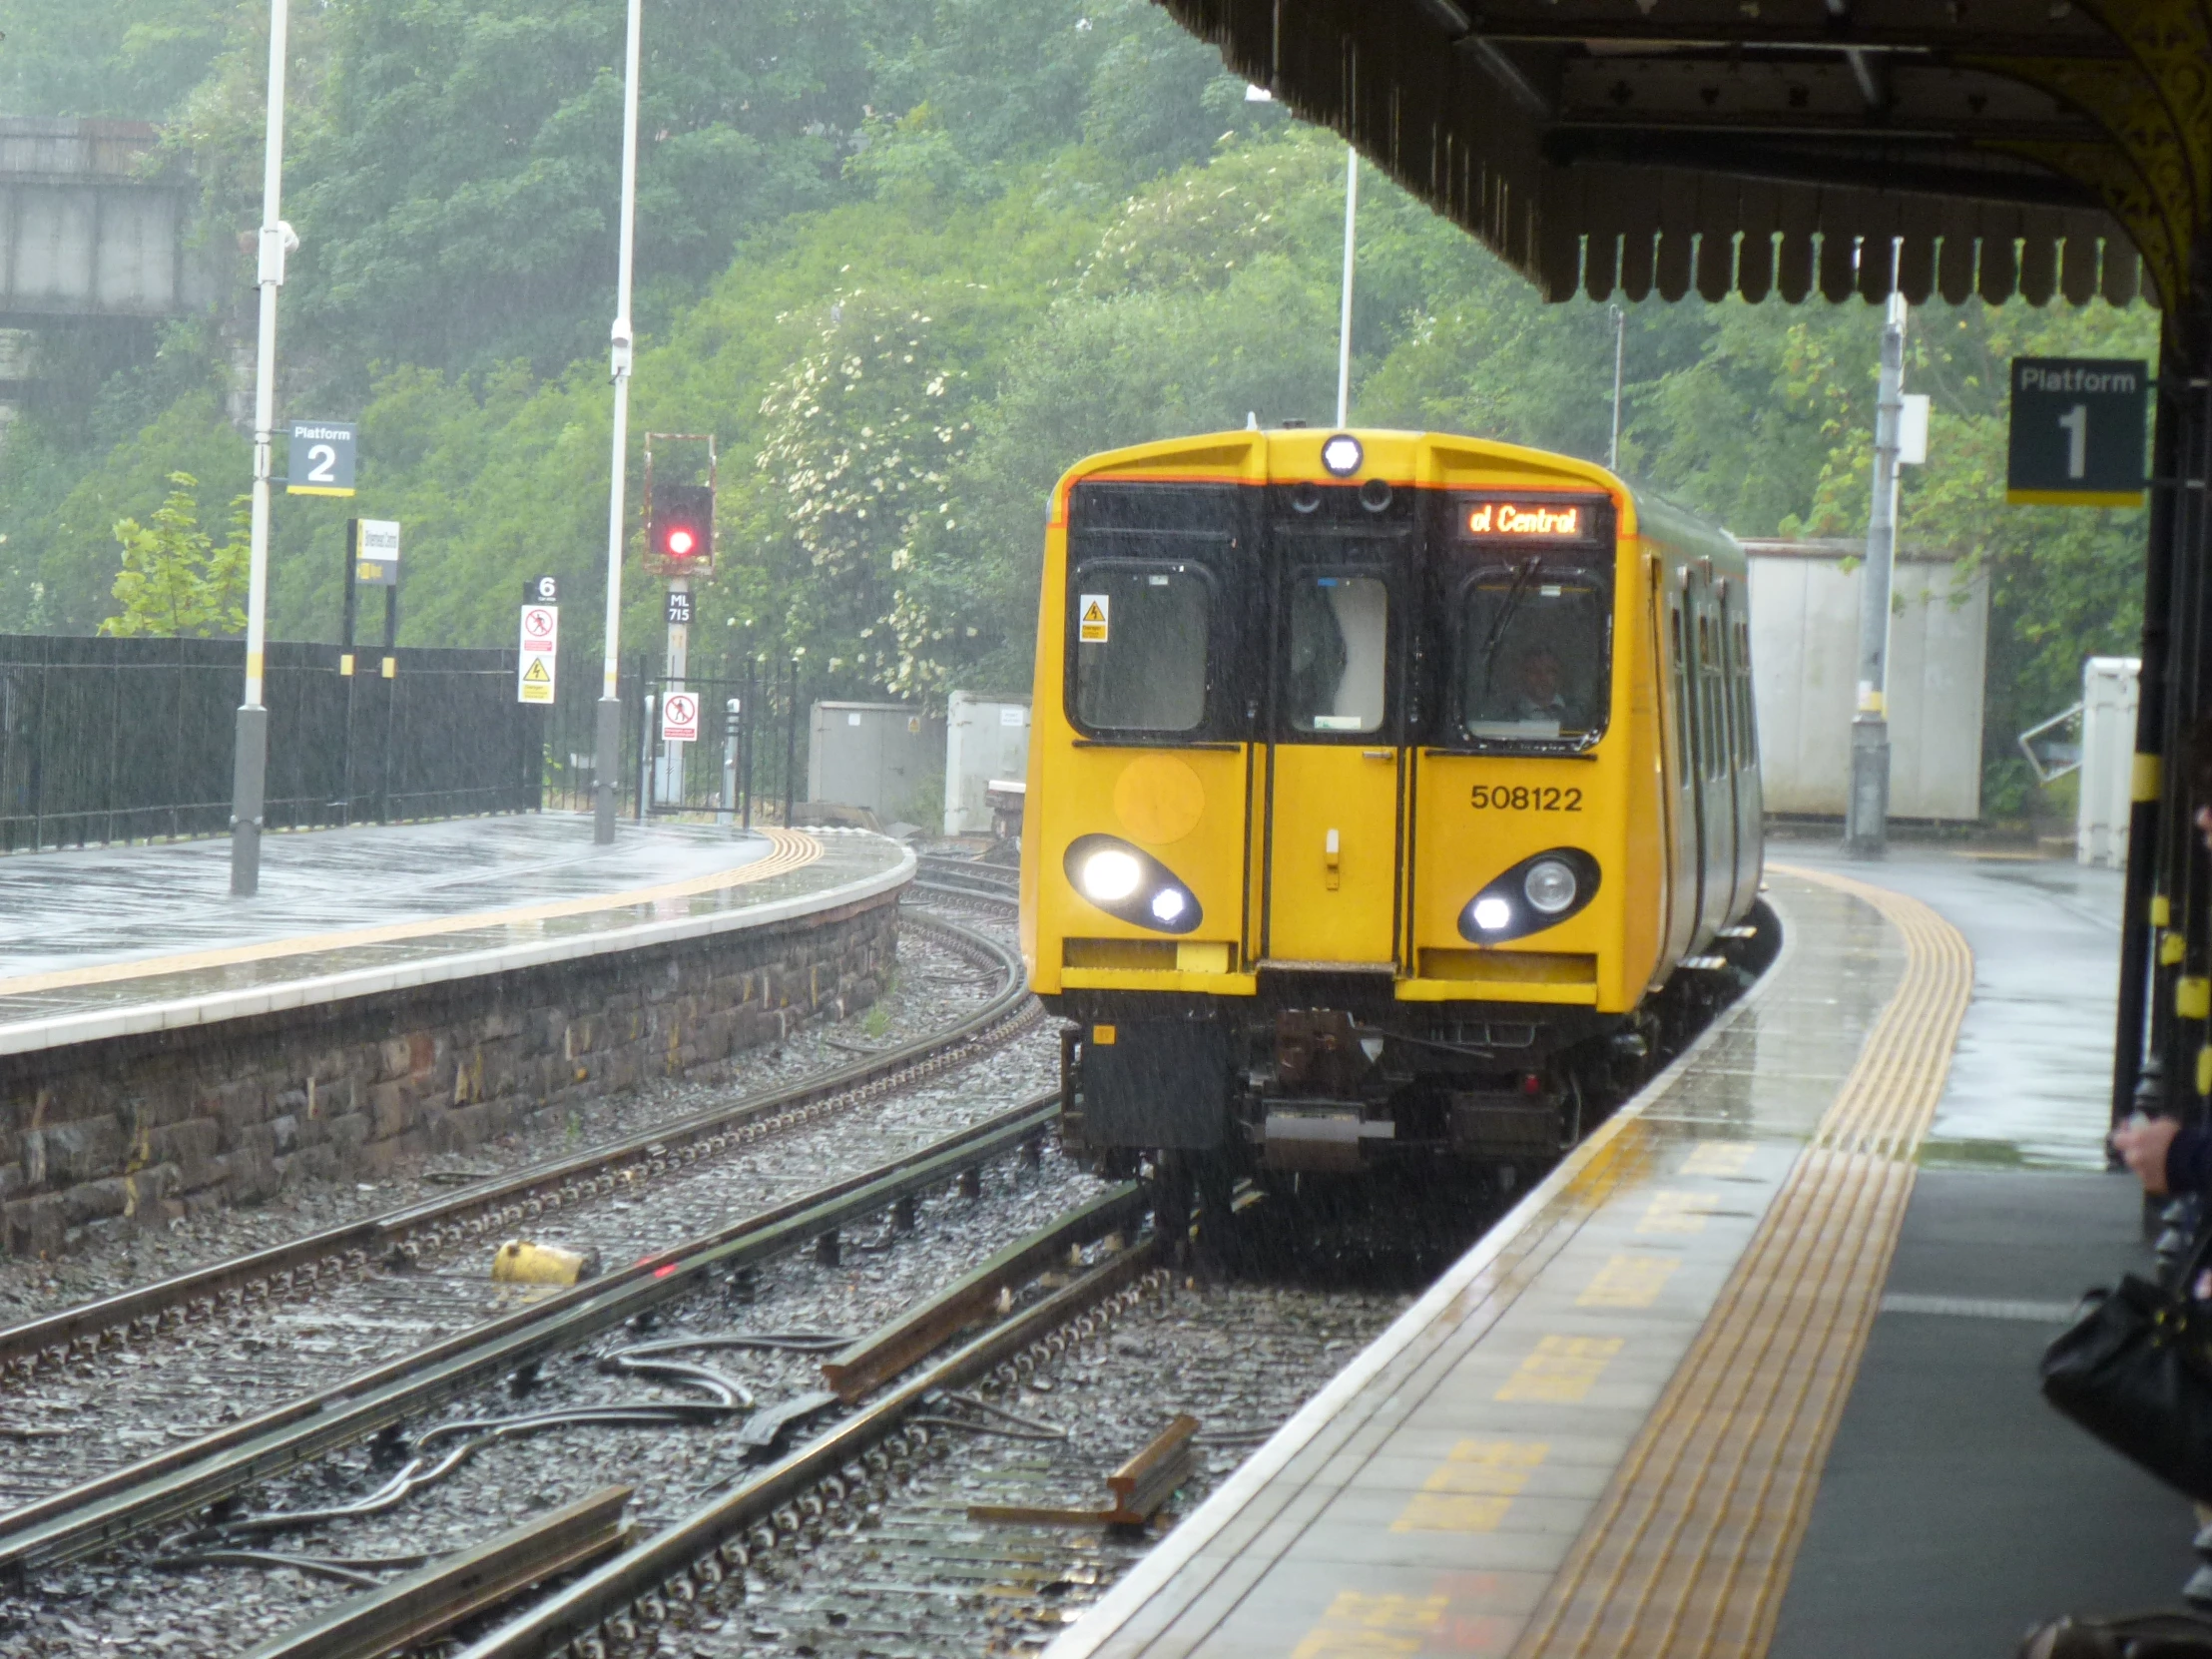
[[1321, 433, 1364, 476]]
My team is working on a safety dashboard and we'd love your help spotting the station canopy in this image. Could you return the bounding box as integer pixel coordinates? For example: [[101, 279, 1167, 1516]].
[[1159, 1, 2212, 311]]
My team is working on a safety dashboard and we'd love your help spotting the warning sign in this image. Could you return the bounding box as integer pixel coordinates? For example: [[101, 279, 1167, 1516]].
[[661, 692, 700, 743], [517, 603, 558, 705], [1078, 593, 1110, 644]]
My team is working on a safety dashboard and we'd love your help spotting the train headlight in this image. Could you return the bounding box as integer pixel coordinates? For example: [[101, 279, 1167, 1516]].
[[1063, 834, 1203, 935], [1321, 433, 1364, 476], [1459, 848, 1600, 943], [1080, 848, 1143, 903], [1523, 858, 1578, 914]]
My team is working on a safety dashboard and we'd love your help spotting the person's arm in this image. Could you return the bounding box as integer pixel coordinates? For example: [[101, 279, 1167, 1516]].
[[2115, 1114, 2185, 1195], [2167, 1123, 2212, 1197]]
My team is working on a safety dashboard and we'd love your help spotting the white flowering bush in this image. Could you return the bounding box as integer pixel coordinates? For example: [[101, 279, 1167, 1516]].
[[754, 287, 980, 695]]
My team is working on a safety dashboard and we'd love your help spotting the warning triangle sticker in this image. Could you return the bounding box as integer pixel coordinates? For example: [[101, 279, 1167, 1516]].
[[522, 658, 551, 683], [1082, 601, 1104, 623]]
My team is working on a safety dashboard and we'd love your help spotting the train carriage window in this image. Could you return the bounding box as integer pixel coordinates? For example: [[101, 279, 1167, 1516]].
[[1069, 562, 1212, 733], [1286, 575, 1387, 734], [1457, 563, 1611, 747]]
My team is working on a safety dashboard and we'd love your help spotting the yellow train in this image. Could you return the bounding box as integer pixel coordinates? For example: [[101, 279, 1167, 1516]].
[[1018, 426, 1762, 1198]]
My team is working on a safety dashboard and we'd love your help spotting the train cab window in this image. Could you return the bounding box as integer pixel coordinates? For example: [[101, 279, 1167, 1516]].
[[1285, 575, 1387, 734], [1458, 563, 1610, 746], [1069, 562, 1212, 733]]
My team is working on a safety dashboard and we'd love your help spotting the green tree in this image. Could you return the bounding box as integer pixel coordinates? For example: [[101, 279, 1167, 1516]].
[[278, 0, 884, 382], [0, 0, 244, 119], [100, 472, 249, 638]]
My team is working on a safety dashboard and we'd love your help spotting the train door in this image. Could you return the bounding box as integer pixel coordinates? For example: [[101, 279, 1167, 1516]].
[[1695, 595, 1736, 940], [1259, 512, 1409, 965], [1712, 584, 1753, 925], [1731, 613, 1765, 907], [1666, 595, 1705, 956]]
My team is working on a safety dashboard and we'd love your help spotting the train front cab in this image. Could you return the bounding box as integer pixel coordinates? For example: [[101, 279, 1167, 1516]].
[[1019, 428, 1761, 1182]]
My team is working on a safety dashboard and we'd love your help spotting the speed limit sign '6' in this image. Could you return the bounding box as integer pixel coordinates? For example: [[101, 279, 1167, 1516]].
[[2007, 358, 2148, 508], [661, 692, 701, 743], [287, 419, 357, 497]]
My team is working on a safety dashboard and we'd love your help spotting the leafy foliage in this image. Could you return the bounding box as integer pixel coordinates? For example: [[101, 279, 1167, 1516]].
[[0, 0, 2169, 817], [100, 472, 249, 638]]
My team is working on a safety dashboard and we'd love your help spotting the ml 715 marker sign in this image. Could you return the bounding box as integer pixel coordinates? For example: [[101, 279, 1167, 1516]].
[[2007, 357, 2148, 508]]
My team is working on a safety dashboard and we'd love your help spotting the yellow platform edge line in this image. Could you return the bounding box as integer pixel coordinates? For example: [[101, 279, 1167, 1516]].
[[0, 828, 827, 1002], [1511, 862, 1973, 1659]]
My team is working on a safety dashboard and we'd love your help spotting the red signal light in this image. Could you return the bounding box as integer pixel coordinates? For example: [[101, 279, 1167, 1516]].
[[646, 482, 715, 574]]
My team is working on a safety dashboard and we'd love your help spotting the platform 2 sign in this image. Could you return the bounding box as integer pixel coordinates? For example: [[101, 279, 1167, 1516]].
[[287, 419, 357, 497], [517, 603, 557, 705], [2007, 357, 2148, 507], [661, 692, 700, 743]]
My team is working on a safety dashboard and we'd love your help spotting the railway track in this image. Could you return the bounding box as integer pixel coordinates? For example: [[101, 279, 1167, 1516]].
[[0, 1105, 1179, 1655], [2, 853, 1406, 1657], [0, 912, 1060, 1547], [0, 1099, 1082, 1579], [913, 854, 1020, 909], [0, 909, 1027, 1394]]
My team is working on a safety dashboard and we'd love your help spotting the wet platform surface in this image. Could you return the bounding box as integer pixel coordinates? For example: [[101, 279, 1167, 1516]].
[[1775, 834, 2124, 1170], [0, 817, 910, 1054], [1053, 850, 2176, 1658]]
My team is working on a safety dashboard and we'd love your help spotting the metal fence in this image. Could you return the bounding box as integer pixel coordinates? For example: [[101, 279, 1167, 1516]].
[[541, 653, 813, 824], [0, 635, 541, 852]]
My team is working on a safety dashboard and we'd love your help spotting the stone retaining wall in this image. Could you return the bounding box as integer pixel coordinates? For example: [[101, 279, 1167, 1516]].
[[0, 890, 900, 1257]]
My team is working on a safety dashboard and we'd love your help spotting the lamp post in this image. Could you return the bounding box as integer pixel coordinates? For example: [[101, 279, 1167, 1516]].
[[1335, 146, 1357, 429], [229, 0, 292, 897], [593, 0, 645, 844], [1845, 250, 1908, 858], [1608, 304, 1626, 473]]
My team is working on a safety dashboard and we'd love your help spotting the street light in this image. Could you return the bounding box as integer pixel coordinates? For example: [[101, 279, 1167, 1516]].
[[230, 0, 293, 897], [593, 0, 645, 844]]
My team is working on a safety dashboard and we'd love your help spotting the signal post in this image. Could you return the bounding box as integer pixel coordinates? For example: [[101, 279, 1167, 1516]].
[[644, 434, 717, 809]]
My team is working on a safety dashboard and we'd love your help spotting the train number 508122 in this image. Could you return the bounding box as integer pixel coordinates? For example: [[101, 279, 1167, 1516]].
[[1470, 785, 1582, 812]]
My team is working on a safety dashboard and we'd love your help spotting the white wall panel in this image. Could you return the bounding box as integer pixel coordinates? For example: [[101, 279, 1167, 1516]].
[[1746, 543, 1988, 820]]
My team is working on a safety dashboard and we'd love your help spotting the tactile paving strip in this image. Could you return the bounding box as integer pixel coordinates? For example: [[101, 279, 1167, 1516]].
[[1509, 863, 1973, 1659]]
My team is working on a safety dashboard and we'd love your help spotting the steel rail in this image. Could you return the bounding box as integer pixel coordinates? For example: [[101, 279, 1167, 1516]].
[[912, 856, 1019, 903], [241, 1485, 633, 1659], [821, 1182, 1145, 1401], [0, 907, 1027, 1382], [0, 1094, 1060, 1580], [454, 1236, 1165, 1659]]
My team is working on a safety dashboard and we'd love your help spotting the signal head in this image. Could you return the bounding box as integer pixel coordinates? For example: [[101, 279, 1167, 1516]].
[[647, 482, 716, 575]]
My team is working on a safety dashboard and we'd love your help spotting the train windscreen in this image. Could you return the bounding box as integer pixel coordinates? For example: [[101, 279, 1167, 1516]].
[[1457, 564, 1611, 746], [1069, 561, 1212, 733]]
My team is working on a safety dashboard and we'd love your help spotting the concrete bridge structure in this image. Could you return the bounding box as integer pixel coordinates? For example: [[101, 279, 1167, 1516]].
[[0, 118, 213, 328]]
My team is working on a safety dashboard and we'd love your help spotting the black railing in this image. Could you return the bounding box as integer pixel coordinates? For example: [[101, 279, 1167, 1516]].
[[541, 653, 813, 824], [0, 635, 542, 852]]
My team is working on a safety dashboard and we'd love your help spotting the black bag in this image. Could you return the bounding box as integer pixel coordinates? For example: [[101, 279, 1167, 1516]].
[[2040, 1231, 2212, 1502], [2019, 1612, 2212, 1659]]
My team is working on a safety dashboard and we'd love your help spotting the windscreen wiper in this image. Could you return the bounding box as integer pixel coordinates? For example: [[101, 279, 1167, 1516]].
[[1476, 555, 1544, 697]]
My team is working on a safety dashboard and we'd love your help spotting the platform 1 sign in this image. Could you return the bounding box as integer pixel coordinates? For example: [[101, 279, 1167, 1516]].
[[2007, 357, 2148, 507], [661, 691, 700, 743], [517, 603, 558, 705]]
